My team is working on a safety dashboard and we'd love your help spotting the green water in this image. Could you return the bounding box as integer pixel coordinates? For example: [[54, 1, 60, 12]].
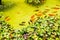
[[1, 0, 60, 30]]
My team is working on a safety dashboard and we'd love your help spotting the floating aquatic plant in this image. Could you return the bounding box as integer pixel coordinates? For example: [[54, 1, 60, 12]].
[[0, 1, 15, 11], [0, 13, 60, 40], [25, 0, 45, 6]]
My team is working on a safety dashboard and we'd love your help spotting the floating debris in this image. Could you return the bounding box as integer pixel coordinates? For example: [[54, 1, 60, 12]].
[[48, 13, 56, 16], [19, 21, 26, 26], [19, 23, 25, 26], [36, 13, 43, 16], [52, 7, 60, 10], [22, 22, 26, 23], [56, 5, 60, 6], [43, 9, 50, 14], [34, 9, 39, 12], [5, 16, 10, 21], [28, 21, 31, 24]]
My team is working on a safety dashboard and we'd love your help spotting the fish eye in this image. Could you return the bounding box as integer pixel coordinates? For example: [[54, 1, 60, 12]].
[[25, 0, 46, 6], [0, 0, 15, 11]]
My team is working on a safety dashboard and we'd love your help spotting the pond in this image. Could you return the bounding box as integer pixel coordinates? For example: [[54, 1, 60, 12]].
[[0, 0, 60, 40]]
